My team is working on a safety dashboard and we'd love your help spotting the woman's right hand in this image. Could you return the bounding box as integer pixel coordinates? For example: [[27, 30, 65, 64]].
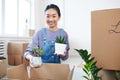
[[26, 54, 41, 68], [30, 57, 42, 68]]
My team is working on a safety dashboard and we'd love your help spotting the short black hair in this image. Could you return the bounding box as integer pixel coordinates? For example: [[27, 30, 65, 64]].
[[45, 4, 61, 17]]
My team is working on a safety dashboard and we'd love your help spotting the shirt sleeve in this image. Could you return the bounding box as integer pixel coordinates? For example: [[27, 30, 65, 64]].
[[24, 29, 42, 59]]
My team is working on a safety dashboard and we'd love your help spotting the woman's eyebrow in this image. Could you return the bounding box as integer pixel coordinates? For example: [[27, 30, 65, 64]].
[[46, 14, 57, 16]]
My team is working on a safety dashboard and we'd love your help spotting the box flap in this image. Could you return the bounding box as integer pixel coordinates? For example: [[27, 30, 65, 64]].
[[30, 63, 71, 80], [7, 64, 29, 80]]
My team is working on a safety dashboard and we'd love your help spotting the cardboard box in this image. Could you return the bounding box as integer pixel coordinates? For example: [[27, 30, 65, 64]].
[[7, 64, 29, 80], [29, 29, 35, 37], [0, 57, 7, 78], [91, 8, 120, 70], [7, 54, 24, 66], [7, 63, 74, 80], [7, 42, 29, 65]]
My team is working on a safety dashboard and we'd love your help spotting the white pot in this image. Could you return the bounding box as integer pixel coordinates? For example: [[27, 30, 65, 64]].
[[32, 57, 42, 67], [55, 43, 67, 55]]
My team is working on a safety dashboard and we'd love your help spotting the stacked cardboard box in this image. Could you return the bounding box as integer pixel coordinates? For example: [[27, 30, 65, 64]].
[[7, 42, 29, 65], [91, 9, 120, 70], [0, 57, 7, 78]]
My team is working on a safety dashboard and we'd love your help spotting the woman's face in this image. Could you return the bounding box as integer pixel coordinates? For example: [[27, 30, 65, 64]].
[[45, 8, 60, 28]]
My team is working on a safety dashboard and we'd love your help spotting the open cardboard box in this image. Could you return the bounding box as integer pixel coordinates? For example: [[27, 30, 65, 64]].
[[7, 63, 75, 80]]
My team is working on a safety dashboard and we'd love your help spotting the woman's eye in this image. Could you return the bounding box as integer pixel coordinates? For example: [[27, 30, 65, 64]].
[[47, 16, 49, 18], [53, 16, 56, 18]]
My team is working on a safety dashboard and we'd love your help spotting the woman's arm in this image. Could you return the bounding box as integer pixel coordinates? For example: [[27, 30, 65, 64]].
[[24, 30, 42, 60]]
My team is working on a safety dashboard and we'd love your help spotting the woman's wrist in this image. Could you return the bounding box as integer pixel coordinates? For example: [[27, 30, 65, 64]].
[[26, 54, 33, 61]]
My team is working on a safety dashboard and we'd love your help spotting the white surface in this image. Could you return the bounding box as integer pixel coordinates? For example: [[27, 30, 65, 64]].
[[61, 55, 86, 80], [55, 43, 66, 55]]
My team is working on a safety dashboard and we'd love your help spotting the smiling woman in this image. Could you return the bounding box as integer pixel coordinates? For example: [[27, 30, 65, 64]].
[[24, 4, 70, 67]]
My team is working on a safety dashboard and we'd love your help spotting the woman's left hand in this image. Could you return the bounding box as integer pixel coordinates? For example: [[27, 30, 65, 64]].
[[57, 50, 67, 56]]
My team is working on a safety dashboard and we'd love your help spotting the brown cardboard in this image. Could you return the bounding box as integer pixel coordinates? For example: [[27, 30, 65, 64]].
[[7, 55, 14, 65], [30, 63, 74, 80], [98, 70, 116, 80], [0, 57, 7, 78], [7, 64, 29, 80], [14, 55, 23, 65], [91, 8, 120, 70], [7, 42, 29, 65], [7, 63, 74, 80], [8, 42, 29, 55]]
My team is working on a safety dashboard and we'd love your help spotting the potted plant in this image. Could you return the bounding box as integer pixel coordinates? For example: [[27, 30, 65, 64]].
[[115, 71, 120, 80], [55, 36, 67, 55], [31, 47, 44, 66], [32, 47, 44, 57], [75, 49, 102, 80]]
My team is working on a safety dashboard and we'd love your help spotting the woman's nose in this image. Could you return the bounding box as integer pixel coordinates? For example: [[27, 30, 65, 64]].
[[49, 17, 53, 21]]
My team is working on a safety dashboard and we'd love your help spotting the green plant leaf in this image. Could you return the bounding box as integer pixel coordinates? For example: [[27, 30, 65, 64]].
[[55, 36, 66, 44], [75, 49, 103, 80], [83, 76, 89, 80], [89, 57, 95, 63], [83, 68, 89, 75], [38, 48, 44, 56], [32, 47, 44, 57]]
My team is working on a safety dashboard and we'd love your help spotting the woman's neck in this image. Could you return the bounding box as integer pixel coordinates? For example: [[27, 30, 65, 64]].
[[48, 26, 58, 31]]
